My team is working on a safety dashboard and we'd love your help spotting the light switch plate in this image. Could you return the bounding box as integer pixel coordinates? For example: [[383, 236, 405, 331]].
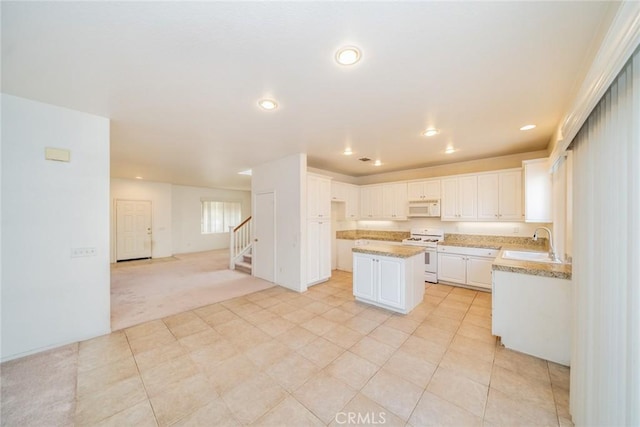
[[71, 247, 96, 258], [45, 147, 71, 162]]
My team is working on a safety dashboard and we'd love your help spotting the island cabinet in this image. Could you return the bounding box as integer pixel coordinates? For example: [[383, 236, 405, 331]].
[[352, 245, 425, 314]]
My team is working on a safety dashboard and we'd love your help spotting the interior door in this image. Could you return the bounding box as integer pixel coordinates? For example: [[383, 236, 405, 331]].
[[116, 200, 152, 261], [254, 191, 275, 282]]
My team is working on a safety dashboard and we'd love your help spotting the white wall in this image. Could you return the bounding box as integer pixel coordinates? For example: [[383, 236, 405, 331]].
[[110, 179, 173, 262], [252, 153, 306, 292], [172, 184, 251, 254], [1, 94, 111, 361]]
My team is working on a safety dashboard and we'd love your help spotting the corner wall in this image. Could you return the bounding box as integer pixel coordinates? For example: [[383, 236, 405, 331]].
[[1, 94, 111, 361]]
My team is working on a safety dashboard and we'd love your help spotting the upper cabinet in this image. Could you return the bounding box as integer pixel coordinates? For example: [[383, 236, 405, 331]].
[[382, 183, 408, 220], [477, 170, 522, 221], [331, 181, 360, 220], [360, 185, 384, 219], [407, 180, 441, 201], [307, 173, 331, 219], [523, 159, 552, 223], [441, 176, 478, 221]]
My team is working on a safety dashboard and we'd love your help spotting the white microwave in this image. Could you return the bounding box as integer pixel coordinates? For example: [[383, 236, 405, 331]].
[[408, 200, 441, 218]]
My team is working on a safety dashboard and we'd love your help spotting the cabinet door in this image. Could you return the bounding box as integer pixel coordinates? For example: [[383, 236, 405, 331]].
[[477, 174, 499, 220], [306, 220, 320, 283], [318, 221, 331, 280], [424, 180, 441, 200], [440, 178, 458, 221], [370, 186, 384, 218], [407, 182, 425, 201], [498, 171, 523, 221], [377, 257, 404, 309], [360, 186, 374, 218], [458, 176, 478, 220], [437, 253, 467, 284], [345, 185, 360, 220], [331, 181, 347, 202], [383, 183, 407, 219], [307, 175, 320, 218], [466, 256, 493, 289], [524, 159, 552, 222], [353, 254, 376, 300], [336, 240, 355, 272], [318, 178, 331, 218], [393, 183, 408, 219]]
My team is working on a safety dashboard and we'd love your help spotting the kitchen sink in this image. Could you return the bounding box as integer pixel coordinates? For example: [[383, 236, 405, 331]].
[[502, 250, 562, 264]]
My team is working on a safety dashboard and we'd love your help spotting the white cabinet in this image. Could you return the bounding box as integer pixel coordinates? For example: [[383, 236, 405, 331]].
[[407, 180, 440, 201], [307, 219, 331, 286], [336, 239, 355, 272], [523, 159, 552, 223], [441, 176, 477, 220], [332, 181, 360, 220], [382, 183, 408, 220], [477, 170, 522, 221], [353, 251, 424, 313], [360, 185, 384, 219], [307, 174, 331, 219], [437, 245, 498, 290]]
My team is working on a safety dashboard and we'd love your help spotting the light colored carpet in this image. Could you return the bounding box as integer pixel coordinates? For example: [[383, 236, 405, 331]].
[[111, 249, 274, 331]]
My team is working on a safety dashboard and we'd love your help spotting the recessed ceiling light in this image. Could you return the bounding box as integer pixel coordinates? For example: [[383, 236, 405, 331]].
[[373, 160, 382, 166], [258, 99, 278, 111], [423, 128, 440, 137], [343, 148, 353, 156], [335, 46, 361, 66], [135, 176, 143, 179], [445, 147, 456, 154], [520, 124, 536, 131], [238, 169, 252, 176]]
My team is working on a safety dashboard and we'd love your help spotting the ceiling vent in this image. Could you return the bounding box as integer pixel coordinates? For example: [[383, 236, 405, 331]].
[[358, 157, 371, 162]]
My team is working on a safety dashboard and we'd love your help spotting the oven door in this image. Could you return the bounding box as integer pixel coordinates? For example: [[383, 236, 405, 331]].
[[424, 249, 437, 273]]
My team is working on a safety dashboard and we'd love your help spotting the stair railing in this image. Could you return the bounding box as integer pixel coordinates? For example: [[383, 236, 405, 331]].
[[229, 216, 252, 269]]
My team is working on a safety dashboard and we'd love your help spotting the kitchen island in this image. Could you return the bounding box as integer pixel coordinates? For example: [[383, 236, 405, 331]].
[[352, 244, 425, 314]]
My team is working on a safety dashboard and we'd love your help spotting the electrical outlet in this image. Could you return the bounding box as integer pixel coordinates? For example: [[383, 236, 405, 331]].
[[71, 247, 97, 258]]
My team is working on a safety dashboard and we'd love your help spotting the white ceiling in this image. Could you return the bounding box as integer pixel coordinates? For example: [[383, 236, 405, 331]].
[[2, 1, 618, 190]]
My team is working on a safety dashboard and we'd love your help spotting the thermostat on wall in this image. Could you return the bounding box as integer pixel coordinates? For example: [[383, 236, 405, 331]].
[[45, 147, 71, 162]]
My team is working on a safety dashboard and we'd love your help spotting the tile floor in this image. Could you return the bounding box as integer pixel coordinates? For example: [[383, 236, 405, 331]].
[[1, 271, 572, 426]]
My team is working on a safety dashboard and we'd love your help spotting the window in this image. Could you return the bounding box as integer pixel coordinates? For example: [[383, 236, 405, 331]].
[[201, 201, 241, 234]]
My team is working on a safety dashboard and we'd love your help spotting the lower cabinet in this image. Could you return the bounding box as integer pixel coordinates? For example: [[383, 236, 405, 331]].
[[437, 246, 498, 290], [307, 220, 331, 286], [353, 252, 424, 314]]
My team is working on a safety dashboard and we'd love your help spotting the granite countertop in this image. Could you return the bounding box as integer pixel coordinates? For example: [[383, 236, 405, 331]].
[[336, 229, 409, 242], [492, 247, 572, 280], [352, 244, 425, 259]]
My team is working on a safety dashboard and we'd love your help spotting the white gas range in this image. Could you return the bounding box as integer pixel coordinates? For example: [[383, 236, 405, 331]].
[[402, 228, 444, 283]]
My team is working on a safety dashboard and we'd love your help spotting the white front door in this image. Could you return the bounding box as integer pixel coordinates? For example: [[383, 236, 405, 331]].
[[253, 192, 275, 282], [116, 200, 152, 261]]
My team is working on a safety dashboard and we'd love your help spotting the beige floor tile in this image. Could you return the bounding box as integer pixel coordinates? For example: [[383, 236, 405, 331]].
[[244, 308, 279, 325], [548, 361, 570, 390], [322, 307, 355, 323], [267, 302, 297, 316], [447, 292, 477, 304], [206, 353, 260, 395], [423, 313, 463, 333], [382, 349, 436, 388], [409, 391, 483, 427], [343, 316, 380, 335], [256, 317, 296, 337], [125, 320, 169, 340], [559, 416, 575, 427], [193, 302, 226, 319], [553, 384, 571, 419], [226, 326, 272, 351], [76, 376, 148, 425], [467, 306, 492, 317], [94, 400, 157, 427], [358, 307, 392, 323], [440, 348, 493, 386], [188, 340, 238, 373], [265, 352, 320, 392], [457, 323, 497, 345], [230, 301, 264, 317], [323, 325, 364, 349], [472, 296, 492, 308], [281, 308, 317, 324], [303, 300, 334, 314], [399, 335, 447, 365], [300, 316, 339, 335], [494, 346, 550, 383], [297, 337, 345, 368], [172, 398, 238, 426], [440, 298, 472, 311], [293, 371, 357, 424], [178, 329, 223, 352], [221, 373, 287, 424], [201, 308, 241, 327], [361, 369, 423, 421], [484, 387, 559, 427], [167, 318, 211, 340], [78, 332, 132, 372], [448, 334, 496, 364], [431, 305, 467, 321], [462, 313, 492, 330], [162, 311, 200, 328], [254, 296, 281, 309], [427, 367, 488, 417], [325, 351, 380, 390], [349, 336, 396, 366], [383, 315, 421, 334], [134, 341, 187, 372], [141, 355, 200, 397], [413, 323, 456, 347], [490, 365, 556, 413], [149, 374, 217, 426], [339, 300, 368, 315], [274, 325, 317, 350], [77, 356, 139, 398], [369, 325, 410, 348], [327, 393, 405, 427], [254, 396, 324, 427], [243, 339, 291, 367], [128, 329, 177, 355], [214, 318, 257, 338]]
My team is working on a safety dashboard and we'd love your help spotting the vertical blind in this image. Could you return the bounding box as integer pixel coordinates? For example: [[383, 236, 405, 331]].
[[201, 201, 241, 234], [568, 47, 639, 426]]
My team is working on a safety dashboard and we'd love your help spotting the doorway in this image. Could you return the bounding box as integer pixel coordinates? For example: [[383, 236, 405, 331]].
[[115, 200, 152, 261], [253, 191, 275, 282]]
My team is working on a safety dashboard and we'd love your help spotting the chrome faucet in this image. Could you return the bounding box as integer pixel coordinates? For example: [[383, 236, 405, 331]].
[[533, 227, 559, 262]]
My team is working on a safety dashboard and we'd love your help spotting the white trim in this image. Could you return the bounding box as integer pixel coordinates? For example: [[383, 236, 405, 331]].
[[551, 1, 640, 163]]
